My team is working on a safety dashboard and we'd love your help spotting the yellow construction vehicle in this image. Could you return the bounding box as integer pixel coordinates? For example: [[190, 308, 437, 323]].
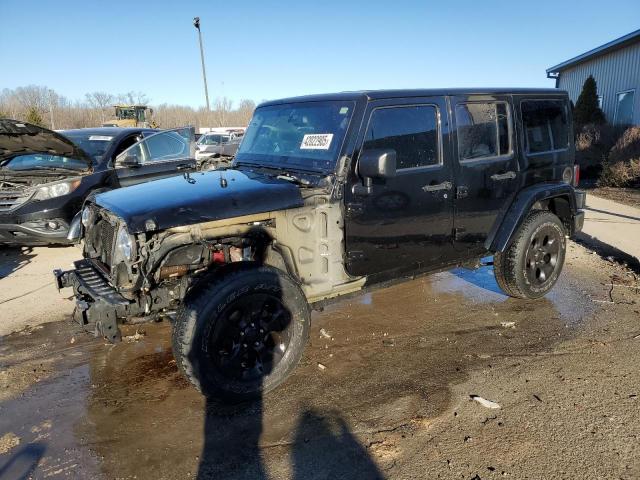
[[102, 105, 157, 128]]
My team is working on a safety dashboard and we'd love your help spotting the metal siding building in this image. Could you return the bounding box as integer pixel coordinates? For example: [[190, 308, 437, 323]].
[[547, 29, 640, 125]]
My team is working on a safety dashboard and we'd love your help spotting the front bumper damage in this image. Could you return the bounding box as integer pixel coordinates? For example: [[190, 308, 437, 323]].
[[54, 260, 128, 342]]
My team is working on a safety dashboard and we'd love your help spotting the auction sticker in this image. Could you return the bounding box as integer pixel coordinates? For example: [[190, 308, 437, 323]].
[[300, 133, 333, 150]]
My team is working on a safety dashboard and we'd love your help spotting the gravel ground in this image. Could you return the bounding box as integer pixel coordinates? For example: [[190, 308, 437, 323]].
[[0, 241, 638, 479]]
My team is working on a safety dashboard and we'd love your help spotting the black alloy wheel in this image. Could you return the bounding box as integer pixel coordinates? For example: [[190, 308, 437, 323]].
[[524, 224, 561, 287], [494, 210, 567, 299], [210, 293, 293, 383]]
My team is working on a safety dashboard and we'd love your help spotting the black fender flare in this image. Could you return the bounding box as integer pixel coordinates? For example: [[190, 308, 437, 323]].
[[488, 182, 578, 253]]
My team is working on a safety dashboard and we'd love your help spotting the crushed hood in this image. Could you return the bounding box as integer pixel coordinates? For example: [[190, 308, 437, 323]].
[[95, 169, 305, 233], [0, 119, 92, 167]]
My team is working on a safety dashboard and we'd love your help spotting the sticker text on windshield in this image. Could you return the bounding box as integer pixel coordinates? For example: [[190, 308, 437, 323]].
[[300, 133, 333, 150], [89, 135, 114, 141]]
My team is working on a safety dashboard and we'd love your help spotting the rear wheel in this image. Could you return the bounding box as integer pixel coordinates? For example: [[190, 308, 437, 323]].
[[494, 211, 566, 299], [172, 265, 310, 401]]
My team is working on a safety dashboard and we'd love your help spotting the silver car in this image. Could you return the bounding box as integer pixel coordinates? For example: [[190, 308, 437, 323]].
[[195, 131, 243, 162]]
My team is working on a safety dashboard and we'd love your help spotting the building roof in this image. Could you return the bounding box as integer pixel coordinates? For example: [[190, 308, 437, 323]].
[[260, 88, 564, 107], [547, 29, 640, 75]]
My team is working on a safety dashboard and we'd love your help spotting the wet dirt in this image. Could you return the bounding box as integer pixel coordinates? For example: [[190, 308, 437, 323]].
[[0, 241, 639, 479]]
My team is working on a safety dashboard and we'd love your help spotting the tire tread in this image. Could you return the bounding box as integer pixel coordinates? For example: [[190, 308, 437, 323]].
[[171, 265, 309, 400], [494, 210, 565, 299]]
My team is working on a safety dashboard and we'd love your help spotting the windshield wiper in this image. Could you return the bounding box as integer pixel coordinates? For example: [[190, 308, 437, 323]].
[[235, 163, 315, 186], [22, 165, 83, 173], [276, 172, 311, 186]]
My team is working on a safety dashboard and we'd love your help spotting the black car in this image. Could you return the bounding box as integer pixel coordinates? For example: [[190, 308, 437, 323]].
[[56, 88, 585, 401], [0, 120, 196, 245]]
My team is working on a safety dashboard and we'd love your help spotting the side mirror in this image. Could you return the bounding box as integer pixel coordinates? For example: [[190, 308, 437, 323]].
[[354, 149, 396, 196], [116, 151, 140, 168], [358, 149, 397, 179]]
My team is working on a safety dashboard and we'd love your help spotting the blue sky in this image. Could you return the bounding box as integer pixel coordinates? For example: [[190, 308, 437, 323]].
[[1, 0, 638, 108]]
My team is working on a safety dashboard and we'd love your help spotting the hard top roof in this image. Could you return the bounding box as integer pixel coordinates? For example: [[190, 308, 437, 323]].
[[259, 88, 565, 107]]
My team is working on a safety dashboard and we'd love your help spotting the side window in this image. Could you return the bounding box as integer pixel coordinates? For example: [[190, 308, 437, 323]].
[[521, 100, 569, 154], [111, 135, 141, 160], [144, 131, 188, 162], [116, 128, 195, 166], [455, 102, 511, 160], [362, 105, 440, 169]]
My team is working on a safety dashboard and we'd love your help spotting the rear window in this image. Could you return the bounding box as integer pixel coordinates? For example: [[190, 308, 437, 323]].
[[521, 100, 569, 154], [455, 102, 511, 161]]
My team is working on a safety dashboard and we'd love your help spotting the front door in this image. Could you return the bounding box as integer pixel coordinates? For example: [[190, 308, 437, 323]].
[[115, 128, 197, 187], [451, 95, 520, 257], [345, 97, 455, 277]]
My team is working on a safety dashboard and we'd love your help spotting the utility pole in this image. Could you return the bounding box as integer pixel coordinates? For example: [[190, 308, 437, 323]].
[[48, 89, 55, 130], [193, 17, 210, 111]]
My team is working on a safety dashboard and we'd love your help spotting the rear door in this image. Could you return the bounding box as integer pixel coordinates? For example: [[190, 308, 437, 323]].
[[115, 128, 197, 187], [345, 96, 456, 277], [451, 95, 520, 257]]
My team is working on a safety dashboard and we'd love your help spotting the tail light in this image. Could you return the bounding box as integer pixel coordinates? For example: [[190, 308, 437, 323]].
[[573, 165, 580, 187]]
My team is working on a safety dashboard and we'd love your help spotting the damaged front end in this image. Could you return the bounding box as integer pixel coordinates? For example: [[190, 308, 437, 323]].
[[55, 204, 275, 342]]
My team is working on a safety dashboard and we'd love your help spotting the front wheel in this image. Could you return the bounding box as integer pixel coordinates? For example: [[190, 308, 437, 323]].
[[172, 265, 310, 402], [494, 210, 567, 299]]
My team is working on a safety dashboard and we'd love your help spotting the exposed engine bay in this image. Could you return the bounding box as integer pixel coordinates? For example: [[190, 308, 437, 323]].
[[74, 191, 364, 330]]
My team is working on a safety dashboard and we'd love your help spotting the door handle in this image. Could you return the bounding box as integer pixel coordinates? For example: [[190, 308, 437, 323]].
[[490, 171, 516, 181], [176, 163, 192, 171], [422, 181, 452, 192]]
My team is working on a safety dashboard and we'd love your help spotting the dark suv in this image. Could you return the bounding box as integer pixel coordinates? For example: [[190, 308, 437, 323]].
[[0, 120, 196, 245], [55, 89, 585, 401]]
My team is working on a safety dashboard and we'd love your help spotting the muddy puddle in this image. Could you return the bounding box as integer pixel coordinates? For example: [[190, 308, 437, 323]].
[[0, 263, 596, 479]]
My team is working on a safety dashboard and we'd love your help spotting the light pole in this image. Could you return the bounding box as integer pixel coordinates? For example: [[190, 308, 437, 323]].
[[48, 89, 55, 130], [193, 17, 210, 111]]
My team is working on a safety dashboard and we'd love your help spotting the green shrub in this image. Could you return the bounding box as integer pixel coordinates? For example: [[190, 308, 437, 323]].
[[25, 107, 44, 126], [573, 75, 606, 129]]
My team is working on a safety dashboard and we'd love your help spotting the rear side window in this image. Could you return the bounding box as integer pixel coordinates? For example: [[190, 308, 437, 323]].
[[455, 102, 511, 161], [521, 100, 569, 154], [116, 128, 195, 165], [363, 105, 440, 169]]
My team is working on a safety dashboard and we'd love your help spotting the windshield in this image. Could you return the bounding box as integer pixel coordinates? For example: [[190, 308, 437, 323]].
[[117, 108, 136, 120], [1, 153, 88, 171], [235, 101, 355, 172], [199, 134, 230, 145], [61, 131, 115, 161]]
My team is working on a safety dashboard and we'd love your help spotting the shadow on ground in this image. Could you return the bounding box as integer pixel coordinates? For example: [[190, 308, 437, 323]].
[[0, 443, 46, 480], [0, 246, 36, 278]]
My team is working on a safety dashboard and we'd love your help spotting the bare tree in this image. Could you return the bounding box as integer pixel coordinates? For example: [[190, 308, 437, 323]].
[[13, 85, 50, 112], [85, 91, 114, 122], [0, 85, 255, 130], [119, 91, 150, 105], [212, 97, 233, 127], [236, 99, 256, 125]]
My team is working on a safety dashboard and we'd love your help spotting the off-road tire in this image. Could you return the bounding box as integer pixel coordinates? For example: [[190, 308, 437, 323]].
[[171, 265, 310, 402], [494, 210, 566, 299]]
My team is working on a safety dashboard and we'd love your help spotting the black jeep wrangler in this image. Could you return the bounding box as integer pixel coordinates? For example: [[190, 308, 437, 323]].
[[55, 89, 585, 401]]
